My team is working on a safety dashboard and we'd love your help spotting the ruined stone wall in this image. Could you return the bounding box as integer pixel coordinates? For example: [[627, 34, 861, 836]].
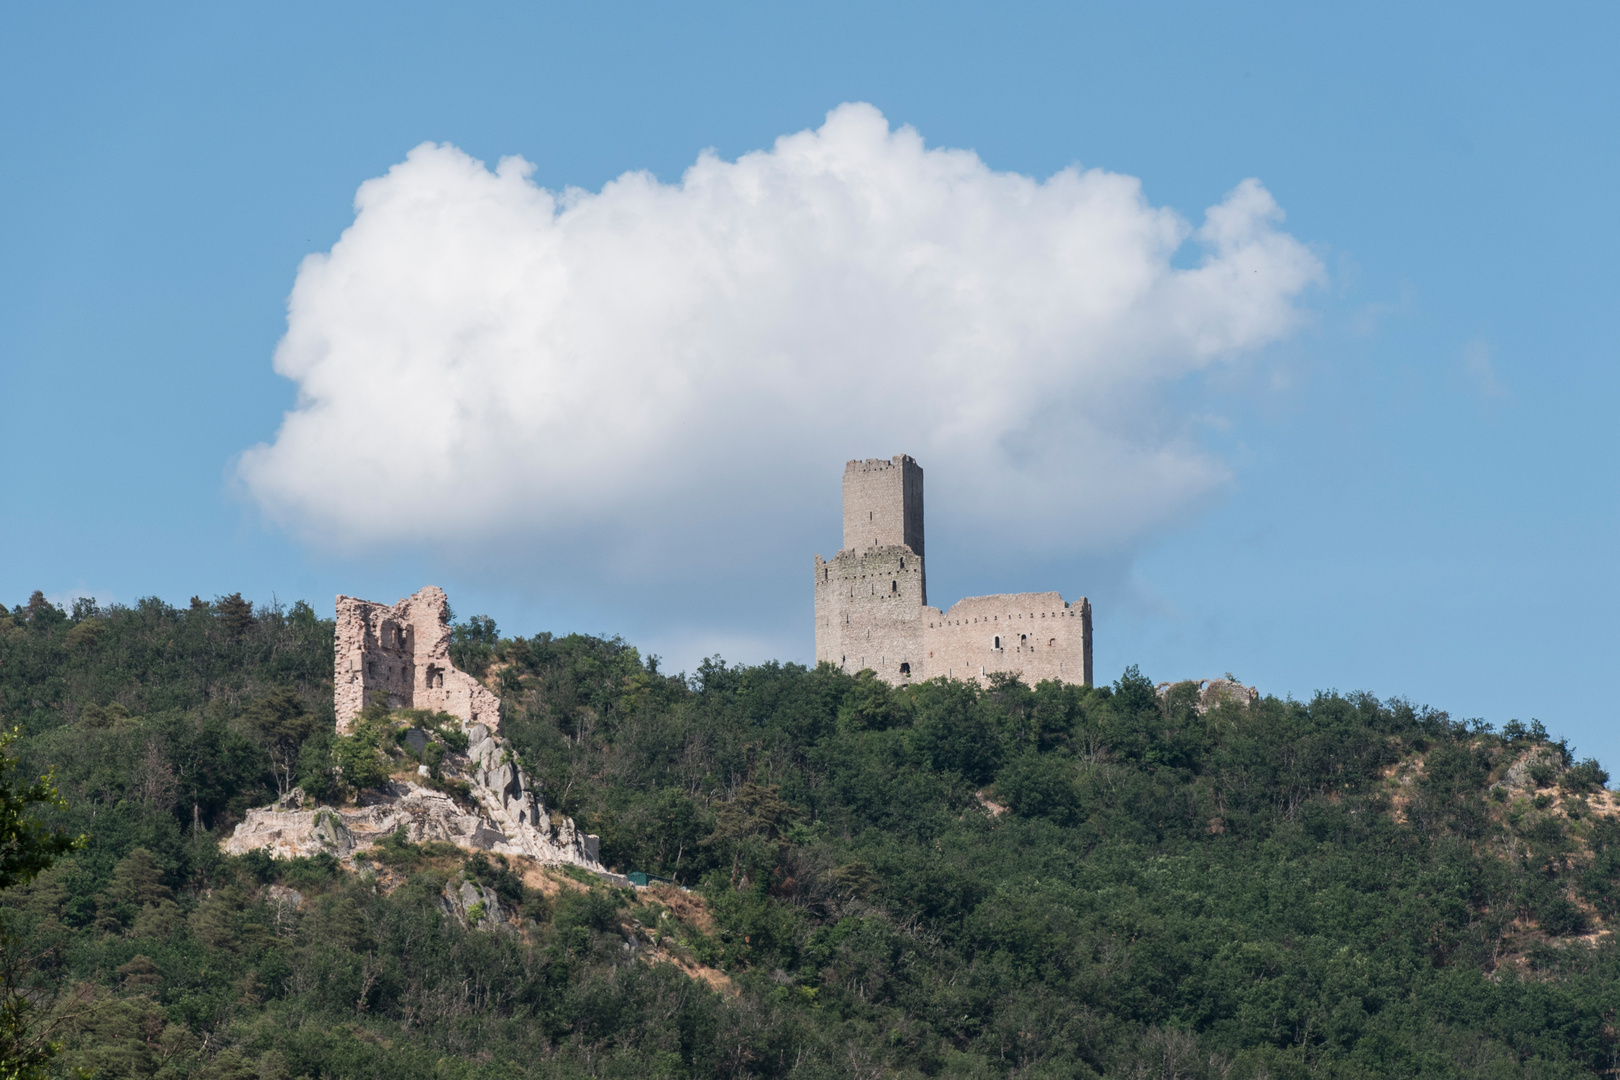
[[335, 586, 501, 734]]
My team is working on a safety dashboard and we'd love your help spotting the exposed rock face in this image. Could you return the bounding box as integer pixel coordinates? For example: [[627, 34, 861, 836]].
[[223, 783, 504, 860], [223, 775, 600, 868], [441, 879, 511, 931], [334, 586, 500, 734], [226, 585, 602, 873], [1155, 678, 1260, 713], [465, 723, 600, 864]]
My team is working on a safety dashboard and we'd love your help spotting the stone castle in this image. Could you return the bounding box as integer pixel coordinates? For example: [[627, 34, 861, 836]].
[[814, 455, 1093, 687]]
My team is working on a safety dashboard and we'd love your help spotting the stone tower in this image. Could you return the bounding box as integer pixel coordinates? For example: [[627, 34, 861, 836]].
[[333, 585, 501, 734], [814, 455, 1092, 688], [814, 456, 930, 681]]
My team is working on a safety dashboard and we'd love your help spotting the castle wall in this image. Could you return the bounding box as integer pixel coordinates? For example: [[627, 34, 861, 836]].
[[919, 593, 1092, 686], [814, 545, 927, 679], [335, 586, 501, 734]]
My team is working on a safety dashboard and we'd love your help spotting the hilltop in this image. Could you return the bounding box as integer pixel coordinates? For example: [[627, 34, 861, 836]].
[[3, 590, 1620, 1079]]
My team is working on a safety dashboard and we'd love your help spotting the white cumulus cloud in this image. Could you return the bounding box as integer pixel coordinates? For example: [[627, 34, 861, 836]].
[[238, 103, 1321, 580]]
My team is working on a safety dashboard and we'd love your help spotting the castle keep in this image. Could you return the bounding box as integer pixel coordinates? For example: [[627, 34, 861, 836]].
[[813, 455, 1093, 687]]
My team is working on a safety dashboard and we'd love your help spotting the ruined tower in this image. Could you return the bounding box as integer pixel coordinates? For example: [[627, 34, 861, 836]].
[[814, 455, 1092, 688], [334, 585, 501, 734]]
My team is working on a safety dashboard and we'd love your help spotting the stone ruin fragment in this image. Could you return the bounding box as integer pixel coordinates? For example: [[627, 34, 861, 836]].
[[225, 586, 605, 874], [333, 586, 498, 734]]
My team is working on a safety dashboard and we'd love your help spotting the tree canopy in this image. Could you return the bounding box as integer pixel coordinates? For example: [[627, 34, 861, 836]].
[[0, 591, 1616, 1078]]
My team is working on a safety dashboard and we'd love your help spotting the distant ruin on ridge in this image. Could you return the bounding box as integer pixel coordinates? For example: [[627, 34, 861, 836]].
[[333, 586, 500, 734], [813, 455, 1093, 688]]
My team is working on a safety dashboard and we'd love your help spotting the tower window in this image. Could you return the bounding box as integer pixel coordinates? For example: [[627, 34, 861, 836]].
[[891, 580, 897, 592], [899, 662, 911, 675], [993, 636, 1001, 649]]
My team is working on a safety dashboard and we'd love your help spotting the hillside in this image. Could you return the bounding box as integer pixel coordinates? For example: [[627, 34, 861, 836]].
[[3, 590, 1620, 1079]]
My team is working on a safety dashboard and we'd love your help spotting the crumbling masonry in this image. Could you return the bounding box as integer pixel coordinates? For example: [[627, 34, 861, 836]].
[[226, 586, 602, 870], [334, 586, 499, 734], [814, 456, 1093, 688]]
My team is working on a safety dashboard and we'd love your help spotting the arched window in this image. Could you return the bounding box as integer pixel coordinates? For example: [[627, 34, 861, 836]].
[[899, 662, 911, 675], [993, 636, 1001, 649], [1048, 639, 1056, 648], [891, 580, 898, 592]]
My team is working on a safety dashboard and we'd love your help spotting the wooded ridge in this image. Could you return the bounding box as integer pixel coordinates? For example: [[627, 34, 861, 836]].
[[1, 590, 1616, 1079]]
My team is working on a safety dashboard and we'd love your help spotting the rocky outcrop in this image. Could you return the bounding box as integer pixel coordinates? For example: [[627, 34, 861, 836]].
[[1156, 678, 1260, 713], [464, 723, 599, 865], [441, 879, 512, 931], [224, 770, 600, 869], [227, 585, 604, 874], [223, 783, 502, 860]]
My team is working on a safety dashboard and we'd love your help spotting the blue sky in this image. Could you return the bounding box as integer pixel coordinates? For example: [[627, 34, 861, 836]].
[[4, 4, 1618, 763]]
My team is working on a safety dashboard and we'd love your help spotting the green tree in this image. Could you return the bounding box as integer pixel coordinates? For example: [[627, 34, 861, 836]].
[[242, 688, 318, 798], [332, 734, 391, 794], [0, 729, 86, 1080], [216, 593, 255, 639]]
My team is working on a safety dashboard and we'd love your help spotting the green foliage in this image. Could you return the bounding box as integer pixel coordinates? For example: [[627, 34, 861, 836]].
[[3, 591, 1620, 1077], [0, 727, 86, 1079], [331, 731, 391, 792], [241, 687, 317, 797], [1565, 758, 1610, 793], [450, 614, 499, 674], [0, 731, 82, 892], [994, 752, 1081, 825]]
